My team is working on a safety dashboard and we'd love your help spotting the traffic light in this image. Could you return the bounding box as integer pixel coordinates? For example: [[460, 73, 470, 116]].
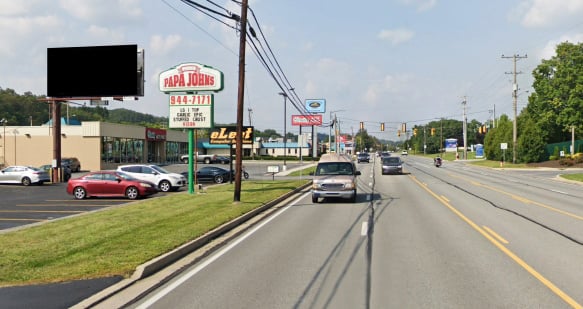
[[482, 125, 487, 134], [413, 128, 418, 136], [401, 123, 406, 132], [397, 129, 401, 137], [431, 128, 436, 136], [478, 126, 483, 134], [360, 122, 364, 130], [380, 123, 385, 131]]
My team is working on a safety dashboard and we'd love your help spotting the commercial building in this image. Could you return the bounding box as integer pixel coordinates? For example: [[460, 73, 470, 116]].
[[0, 120, 311, 171]]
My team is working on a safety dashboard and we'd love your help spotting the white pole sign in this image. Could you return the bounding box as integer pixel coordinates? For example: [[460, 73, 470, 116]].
[[168, 94, 213, 129]]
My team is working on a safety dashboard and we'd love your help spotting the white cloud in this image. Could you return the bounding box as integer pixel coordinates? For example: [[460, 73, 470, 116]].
[[399, 0, 437, 11], [86, 25, 125, 42], [378, 28, 415, 45], [518, 0, 583, 28], [364, 74, 414, 103], [149, 34, 183, 55], [59, 0, 142, 22], [538, 33, 583, 60]]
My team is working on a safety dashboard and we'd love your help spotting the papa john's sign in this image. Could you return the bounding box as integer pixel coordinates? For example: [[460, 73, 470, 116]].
[[159, 63, 224, 93]]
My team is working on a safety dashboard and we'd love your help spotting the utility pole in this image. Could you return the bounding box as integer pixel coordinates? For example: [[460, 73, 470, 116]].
[[233, 0, 249, 202], [502, 53, 527, 164], [462, 96, 468, 160], [247, 108, 252, 126]]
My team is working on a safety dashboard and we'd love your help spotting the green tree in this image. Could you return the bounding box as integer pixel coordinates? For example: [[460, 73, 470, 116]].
[[484, 114, 513, 161], [527, 41, 583, 143], [517, 112, 547, 162]]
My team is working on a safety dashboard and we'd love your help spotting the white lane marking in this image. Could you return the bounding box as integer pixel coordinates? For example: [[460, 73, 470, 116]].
[[135, 191, 311, 309], [550, 189, 568, 195], [361, 222, 368, 236]]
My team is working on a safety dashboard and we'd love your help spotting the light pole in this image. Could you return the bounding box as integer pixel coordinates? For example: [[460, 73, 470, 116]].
[[278, 92, 288, 170], [328, 109, 345, 154], [0, 118, 6, 166], [12, 129, 18, 165]]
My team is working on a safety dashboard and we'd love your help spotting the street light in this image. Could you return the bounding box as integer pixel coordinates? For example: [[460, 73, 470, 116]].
[[328, 109, 346, 154], [0, 118, 6, 166], [278, 92, 288, 170]]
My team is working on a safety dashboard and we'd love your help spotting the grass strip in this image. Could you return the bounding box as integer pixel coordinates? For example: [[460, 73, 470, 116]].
[[560, 174, 583, 182], [0, 180, 308, 286]]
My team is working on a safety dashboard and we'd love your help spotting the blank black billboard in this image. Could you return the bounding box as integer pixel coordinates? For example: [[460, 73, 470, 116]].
[[47, 44, 141, 97]]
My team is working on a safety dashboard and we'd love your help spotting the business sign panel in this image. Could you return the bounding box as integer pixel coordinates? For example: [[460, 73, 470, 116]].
[[209, 126, 254, 144], [291, 114, 323, 126], [159, 63, 224, 93], [445, 138, 458, 152], [305, 99, 326, 113], [168, 94, 213, 129]]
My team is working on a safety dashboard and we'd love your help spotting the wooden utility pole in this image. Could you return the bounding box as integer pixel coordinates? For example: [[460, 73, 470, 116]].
[[502, 53, 527, 164], [234, 0, 249, 202]]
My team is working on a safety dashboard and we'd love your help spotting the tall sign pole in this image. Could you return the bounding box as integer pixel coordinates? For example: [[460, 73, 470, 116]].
[[234, 0, 249, 202], [159, 63, 223, 194]]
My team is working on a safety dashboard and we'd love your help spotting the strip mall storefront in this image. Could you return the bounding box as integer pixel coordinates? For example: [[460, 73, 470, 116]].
[[0, 121, 190, 171]]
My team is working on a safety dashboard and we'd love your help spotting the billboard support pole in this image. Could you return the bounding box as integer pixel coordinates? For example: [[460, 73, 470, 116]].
[[188, 128, 194, 194]]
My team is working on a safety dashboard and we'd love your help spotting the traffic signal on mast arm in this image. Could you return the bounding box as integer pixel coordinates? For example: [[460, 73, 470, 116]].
[[360, 122, 364, 130], [431, 128, 436, 136], [397, 129, 401, 137], [380, 122, 385, 131], [413, 128, 418, 136]]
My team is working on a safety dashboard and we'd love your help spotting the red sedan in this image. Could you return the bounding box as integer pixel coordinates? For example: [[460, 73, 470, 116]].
[[66, 170, 158, 200]]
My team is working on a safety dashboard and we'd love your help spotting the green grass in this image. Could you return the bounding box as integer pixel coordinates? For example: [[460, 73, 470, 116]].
[[288, 165, 317, 176], [560, 174, 583, 182], [0, 180, 309, 286]]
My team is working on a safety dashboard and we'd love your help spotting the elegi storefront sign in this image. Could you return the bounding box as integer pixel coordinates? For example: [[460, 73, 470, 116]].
[[159, 63, 224, 129]]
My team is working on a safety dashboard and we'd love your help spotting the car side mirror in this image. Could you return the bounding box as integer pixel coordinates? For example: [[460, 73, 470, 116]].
[[309, 172, 314, 176], [355, 171, 361, 176], [117, 178, 122, 183]]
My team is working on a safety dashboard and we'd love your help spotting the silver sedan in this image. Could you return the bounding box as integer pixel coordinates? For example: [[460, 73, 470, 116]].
[[0, 166, 51, 186]]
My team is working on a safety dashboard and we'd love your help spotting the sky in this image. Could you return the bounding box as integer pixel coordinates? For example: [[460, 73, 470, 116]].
[[1, 0, 583, 140]]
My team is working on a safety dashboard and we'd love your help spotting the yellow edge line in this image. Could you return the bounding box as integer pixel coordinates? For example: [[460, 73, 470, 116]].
[[0, 210, 85, 214], [409, 175, 582, 309], [0, 218, 47, 222]]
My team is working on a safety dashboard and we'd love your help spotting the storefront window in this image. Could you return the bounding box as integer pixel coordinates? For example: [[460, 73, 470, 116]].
[[102, 136, 144, 163]]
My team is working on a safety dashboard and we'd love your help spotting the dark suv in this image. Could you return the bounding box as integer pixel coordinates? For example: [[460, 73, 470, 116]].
[[357, 152, 370, 163], [62, 157, 81, 172]]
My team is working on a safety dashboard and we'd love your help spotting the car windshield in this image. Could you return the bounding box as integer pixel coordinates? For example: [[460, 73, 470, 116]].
[[150, 165, 170, 174], [315, 162, 354, 176], [383, 157, 400, 164]]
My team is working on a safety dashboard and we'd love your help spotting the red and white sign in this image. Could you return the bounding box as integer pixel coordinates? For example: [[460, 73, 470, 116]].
[[291, 114, 323, 126], [159, 63, 224, 93]]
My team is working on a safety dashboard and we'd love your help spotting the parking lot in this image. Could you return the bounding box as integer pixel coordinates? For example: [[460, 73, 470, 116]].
[[0, 161, 313, 232]]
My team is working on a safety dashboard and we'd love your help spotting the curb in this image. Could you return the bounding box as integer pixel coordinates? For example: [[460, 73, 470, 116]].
[[73, 181, 312, 308]]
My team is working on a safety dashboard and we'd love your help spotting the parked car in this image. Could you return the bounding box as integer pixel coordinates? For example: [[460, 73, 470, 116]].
[[66, 170, 158, 200], [357, 152, 370, 163], [382, 156, 403, 175], [214, 155, 231, 164], [117, 164, 186, 192], [62, 157, 81, 172], [39, 164, 71, 181], [0, 166, 50, 186], [182, 166, 235, 184]]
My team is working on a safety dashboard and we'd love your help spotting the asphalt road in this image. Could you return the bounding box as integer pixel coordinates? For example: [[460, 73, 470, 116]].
[[3, 158, 583, 308], [118, 156, 583, 308]]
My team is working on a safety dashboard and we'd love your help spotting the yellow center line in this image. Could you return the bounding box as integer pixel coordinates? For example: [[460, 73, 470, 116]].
[[17, 204, 110, 207], [409, 174, 581, 309], [0, 218, 46, 222], [482, 225, 509, 244], [449, 174, 583, 221], [0, 210, 85, 214]]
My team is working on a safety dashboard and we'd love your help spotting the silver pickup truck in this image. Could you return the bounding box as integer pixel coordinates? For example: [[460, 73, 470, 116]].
[[180, 153, 217, 164]]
